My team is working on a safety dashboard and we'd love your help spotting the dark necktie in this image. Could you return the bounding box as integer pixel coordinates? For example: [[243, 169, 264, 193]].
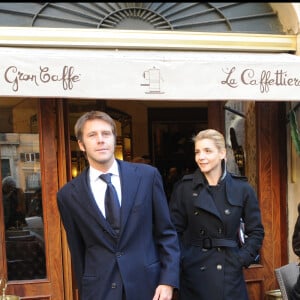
[[99, 173, 120, 232]]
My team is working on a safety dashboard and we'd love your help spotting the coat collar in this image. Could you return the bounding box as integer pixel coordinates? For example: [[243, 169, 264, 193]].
[[192, 164, 244, 217], [191, 159, 227, 187]]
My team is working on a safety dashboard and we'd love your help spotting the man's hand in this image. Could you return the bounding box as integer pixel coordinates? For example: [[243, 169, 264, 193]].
[[152, 284, 174, 300]]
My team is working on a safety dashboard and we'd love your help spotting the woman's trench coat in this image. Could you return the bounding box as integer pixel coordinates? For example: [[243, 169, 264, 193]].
[[169, 169, 264, 300]]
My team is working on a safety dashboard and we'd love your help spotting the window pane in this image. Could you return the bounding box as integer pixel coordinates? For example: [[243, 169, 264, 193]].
[[225, 101, 257, 191], [0, 99, 46, 281]]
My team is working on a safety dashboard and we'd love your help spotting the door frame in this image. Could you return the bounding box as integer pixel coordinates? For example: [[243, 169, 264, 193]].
[[56, 100, 287, 299]]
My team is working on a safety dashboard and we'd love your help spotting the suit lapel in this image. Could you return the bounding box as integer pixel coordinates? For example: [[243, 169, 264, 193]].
[[70, 168, 114, 235], [71, 162, 141, 238], [118, 160, 141, 233]]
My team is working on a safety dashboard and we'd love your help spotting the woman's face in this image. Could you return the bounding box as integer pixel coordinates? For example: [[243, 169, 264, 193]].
[[194, 138, 226, 176]]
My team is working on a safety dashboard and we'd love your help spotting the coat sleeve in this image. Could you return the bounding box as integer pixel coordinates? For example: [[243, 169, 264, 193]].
[[238, 182, 265, 267]]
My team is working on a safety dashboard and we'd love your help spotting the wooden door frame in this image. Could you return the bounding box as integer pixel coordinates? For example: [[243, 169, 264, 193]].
[[38, 99, 65, 299], [0, 99, 65, 299], [56, 99, 74, 300]]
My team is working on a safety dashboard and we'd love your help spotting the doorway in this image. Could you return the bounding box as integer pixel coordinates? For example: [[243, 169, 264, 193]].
[[148, 107, 207, 201], [60, 99, 287, 300]]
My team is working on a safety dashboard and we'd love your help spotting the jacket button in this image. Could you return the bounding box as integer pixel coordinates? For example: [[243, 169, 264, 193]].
[[111, 283, 117, 289], [194, 210, 199, 215], [216, 264, 223, 270], [200, 266, 206, 271]]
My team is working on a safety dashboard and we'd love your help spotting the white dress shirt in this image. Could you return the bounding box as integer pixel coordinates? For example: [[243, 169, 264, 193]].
[[89, 160, 121, 218]]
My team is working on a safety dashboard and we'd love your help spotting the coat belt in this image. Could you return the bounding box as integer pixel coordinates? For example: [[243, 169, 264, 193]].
[[190, 237, 238, 249]]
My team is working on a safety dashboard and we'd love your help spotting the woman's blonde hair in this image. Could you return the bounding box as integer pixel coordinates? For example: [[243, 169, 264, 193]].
[[192, 129, 225, 151]]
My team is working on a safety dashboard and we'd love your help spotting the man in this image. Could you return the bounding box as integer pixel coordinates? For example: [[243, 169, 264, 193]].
[[57, 111, 180, 300]]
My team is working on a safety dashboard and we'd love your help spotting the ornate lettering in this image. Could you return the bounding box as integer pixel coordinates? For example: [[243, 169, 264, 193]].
[[221, 67, 238, 88], [221, 67, 300, 93], [3, 65, 81, 92]]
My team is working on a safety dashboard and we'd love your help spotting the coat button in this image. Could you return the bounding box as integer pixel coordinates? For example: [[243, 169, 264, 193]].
[[116, 252, 123, 258], [111, 283, 117, 289], [200, 266, 206, 271], [216, 264, 223, 270], [218, 228, 222, 234], [224, 209, 231, 215], [194, 210, 199, 215]]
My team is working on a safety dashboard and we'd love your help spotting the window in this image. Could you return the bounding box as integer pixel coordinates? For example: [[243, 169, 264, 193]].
[[0, 99, 46, 281]]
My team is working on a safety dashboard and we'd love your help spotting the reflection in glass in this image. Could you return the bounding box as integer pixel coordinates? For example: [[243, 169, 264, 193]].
[[224, 101, 259, 265], [224, 101, 257, 191], [0, 99, 46, 281], [3, 175, 26, 230]]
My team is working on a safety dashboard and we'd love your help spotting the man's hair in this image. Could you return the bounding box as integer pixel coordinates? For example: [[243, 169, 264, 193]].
[[74, 111, 117, 142]]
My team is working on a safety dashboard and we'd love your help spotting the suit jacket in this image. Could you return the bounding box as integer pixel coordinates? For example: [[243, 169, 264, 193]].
[[57, 159, 180, 300]]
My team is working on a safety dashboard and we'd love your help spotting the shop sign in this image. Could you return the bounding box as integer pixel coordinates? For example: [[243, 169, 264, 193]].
[[0, 48, 300, 101]]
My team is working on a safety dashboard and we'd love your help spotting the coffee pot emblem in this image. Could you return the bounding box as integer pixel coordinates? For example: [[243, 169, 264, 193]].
[[141, 67, 163, 94]]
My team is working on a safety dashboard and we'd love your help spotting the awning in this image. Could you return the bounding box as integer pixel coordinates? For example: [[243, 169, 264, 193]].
[[1, 47, 300, 101]]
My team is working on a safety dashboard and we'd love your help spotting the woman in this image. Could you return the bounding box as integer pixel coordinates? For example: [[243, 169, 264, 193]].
[[169, 129, 264, 300]]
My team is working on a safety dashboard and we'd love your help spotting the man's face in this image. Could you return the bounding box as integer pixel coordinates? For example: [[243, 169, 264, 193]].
[[78, 118, 116, 171]]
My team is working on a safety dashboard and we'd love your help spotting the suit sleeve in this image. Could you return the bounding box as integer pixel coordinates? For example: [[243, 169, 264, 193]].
[[169, 179, 188, 252], [57, 190, 85, 293], [151, 168, 180, 288]]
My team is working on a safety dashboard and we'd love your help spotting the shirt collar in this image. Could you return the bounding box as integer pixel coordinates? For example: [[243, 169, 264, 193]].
[[89, 160, 119, 182]]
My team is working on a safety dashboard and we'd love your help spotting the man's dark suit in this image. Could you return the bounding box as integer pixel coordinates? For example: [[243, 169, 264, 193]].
[[57, 159, 180, 300]]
